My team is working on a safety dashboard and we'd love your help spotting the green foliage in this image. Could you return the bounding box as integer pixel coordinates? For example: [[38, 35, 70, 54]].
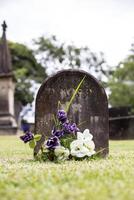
[[28, 134, 41, 149], [39, 149, 56, 162], [15, 81, 34, 106], [29, 140, 36, 149], [26, 134, 42, 149], [34, 134, 41, 142], [109, 48, 134, 108], [60, 135, 75, 149], [0, 136, 134, 200], [109, 82, 134, 107], [9, 42, 47, 105]]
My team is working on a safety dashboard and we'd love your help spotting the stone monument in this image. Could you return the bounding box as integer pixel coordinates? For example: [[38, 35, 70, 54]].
[[0, 21, 17, 135], [34, 70, 109, 157]]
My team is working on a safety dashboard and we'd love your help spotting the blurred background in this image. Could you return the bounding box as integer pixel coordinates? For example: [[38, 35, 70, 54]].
[[0, 0, 134, 138]]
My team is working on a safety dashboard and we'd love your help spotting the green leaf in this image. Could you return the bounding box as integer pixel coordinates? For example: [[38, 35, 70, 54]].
[[29, 140, 36, 149], [34, 134, 41, 141], [66, 76, 86, 113], [60, 135, 75, 149], [52, 114, 57, 126]]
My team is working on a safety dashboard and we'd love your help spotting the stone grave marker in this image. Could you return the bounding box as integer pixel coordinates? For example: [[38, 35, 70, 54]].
[[34, 70, 109, 157]]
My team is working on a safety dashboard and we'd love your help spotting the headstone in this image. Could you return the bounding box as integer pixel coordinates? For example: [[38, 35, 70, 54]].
[[34, 70, 109, 157]]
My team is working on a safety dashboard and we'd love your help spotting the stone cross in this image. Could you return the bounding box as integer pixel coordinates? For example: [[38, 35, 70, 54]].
[[2, 21, 7, 32], [34, 70, 109, 157]]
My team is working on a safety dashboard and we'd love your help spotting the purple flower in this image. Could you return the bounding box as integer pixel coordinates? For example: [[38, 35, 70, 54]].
[[20, 131, 34, 143], [52, 129, 64, 138], [57, 110, 67, 123], [70, 123, 79, 132], [46, 136, 60, 149], [63, 122, 79, 134]]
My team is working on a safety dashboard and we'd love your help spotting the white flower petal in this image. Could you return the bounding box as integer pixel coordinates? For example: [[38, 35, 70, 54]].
[[83, 129, 93, 140], [86, 150, 96, 157], [84, 140, 95, 150], [70, 139, 83, 149], [54, 146, 69, 159], [71, 144, 89, 158], [71, 149, 86, 158], [77, 132, 84, 140], [83, 129, 90, 136], [75, 152, 86, 158]]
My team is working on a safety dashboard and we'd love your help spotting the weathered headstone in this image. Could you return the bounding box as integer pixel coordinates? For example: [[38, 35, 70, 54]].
[[34, 70, 109, 157]]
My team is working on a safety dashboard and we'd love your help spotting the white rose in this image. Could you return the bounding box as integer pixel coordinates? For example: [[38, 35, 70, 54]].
[[54, 146, 69, 161]]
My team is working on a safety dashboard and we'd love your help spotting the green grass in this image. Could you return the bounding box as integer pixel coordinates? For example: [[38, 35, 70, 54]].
[[0, 136, 134, 200]]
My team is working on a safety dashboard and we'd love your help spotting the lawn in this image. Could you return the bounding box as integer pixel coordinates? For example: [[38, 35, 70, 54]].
[[0, 136, 134, 200]]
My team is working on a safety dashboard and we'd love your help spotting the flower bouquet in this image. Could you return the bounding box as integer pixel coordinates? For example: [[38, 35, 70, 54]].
[[20, 76, 96, 162]]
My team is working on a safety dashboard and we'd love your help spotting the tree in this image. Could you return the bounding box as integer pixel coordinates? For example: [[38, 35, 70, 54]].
[[9, 42, 47, 106], [33, 35, 110, 81], [109, 46, 134, 109], [9, 42, 47, 119]]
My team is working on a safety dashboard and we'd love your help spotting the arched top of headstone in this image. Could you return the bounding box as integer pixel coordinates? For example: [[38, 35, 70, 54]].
[[34, 69, 109, 156], [36, 69, 107, 101]]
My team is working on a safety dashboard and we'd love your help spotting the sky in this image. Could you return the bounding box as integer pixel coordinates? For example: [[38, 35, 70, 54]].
[[0, 0, 134, 67]]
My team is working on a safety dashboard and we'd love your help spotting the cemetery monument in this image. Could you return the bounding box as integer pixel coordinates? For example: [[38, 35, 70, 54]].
[[0, 21, 17, 135]]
